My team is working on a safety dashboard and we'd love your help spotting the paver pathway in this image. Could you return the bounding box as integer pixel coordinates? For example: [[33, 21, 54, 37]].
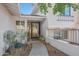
[[29, 41, 48, 56]]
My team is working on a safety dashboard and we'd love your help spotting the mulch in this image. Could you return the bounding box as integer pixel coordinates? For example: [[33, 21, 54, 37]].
[[40, 40, 68, 56], [3, 43, 32, 56]]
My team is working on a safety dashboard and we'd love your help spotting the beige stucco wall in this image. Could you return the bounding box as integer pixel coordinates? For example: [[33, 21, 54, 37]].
[[46, 7, 75, 29], [40, 19, 48, 38], [71, 11, 79, 28], [33, 4, 75, 29], [32, 5, 79, 43], [0, 4, 16, 55], [47, 37, 79, 56]]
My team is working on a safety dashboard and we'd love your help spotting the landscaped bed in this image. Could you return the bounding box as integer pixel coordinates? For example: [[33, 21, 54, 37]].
[[45, 43, 68, 56], [39, 40, 68, 56], [3, 43, 32, 56]]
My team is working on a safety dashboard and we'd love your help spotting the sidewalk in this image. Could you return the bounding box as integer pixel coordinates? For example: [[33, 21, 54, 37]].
[[29, 41, 48, 56]]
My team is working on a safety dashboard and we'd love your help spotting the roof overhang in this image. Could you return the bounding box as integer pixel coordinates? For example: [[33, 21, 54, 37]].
[[20, 15, 46, 22], [3, 3, 20, 16], [2, 3, 39, 16]]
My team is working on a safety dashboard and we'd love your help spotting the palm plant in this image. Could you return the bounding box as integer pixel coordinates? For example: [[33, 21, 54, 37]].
[[3, 31, 16, 48], [3, 30, 27, 49]]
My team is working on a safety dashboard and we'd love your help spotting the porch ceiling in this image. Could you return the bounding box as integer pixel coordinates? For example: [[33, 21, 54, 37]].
[[2, 3, 46, 22], [3, 3, 20, 15], [2, 3, 38, 16]]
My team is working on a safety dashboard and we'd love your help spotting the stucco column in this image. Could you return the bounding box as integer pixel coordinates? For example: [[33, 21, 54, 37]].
[[68, 11, 79, 44], [72, 11, 79, 28]]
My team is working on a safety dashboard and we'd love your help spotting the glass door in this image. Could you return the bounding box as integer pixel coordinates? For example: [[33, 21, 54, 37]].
[[27, 22, 40, 39], [31, 23, 40, 38]]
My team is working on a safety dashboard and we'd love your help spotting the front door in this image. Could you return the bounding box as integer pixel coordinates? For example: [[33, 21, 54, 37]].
[[27, 22, 40, 39]]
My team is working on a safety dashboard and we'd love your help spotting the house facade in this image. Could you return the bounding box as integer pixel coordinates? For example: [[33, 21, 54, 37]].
[[0, 3, 79, 56]]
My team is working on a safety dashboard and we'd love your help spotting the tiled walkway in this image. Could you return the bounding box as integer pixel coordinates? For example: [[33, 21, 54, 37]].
[[29, 41, 48, 56]]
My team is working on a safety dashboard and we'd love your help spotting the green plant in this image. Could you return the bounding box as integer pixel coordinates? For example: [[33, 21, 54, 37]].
[[38, 36, 45, 41], [16, 30, 27, 44], [38, 3, 79, 15], [38, 3, 52, 15], [4, 31, 17, 48], [3, 30, 27, 49]]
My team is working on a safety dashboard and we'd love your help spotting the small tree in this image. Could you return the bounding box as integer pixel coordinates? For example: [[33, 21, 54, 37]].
[[38, 3, 79, 15]]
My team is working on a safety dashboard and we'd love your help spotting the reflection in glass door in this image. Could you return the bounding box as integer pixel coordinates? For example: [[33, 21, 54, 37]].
[[27, 22, 40, 38], [31, 23, 40, 38]]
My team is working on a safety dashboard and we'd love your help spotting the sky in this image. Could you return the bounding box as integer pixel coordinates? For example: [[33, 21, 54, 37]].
[[20, 3, 33, 14]]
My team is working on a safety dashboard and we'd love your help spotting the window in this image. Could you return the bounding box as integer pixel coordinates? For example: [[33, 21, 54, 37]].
[[16, 21, 20, 25], [58, 5, 71, 16], [64, 5, 71, 16], [16, 21, 25, 31], [21, 21, 25, 26], [54, 30, 68, 39]]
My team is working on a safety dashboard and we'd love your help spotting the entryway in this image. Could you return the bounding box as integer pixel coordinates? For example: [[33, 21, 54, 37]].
[[27, 22, 40, 40]]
